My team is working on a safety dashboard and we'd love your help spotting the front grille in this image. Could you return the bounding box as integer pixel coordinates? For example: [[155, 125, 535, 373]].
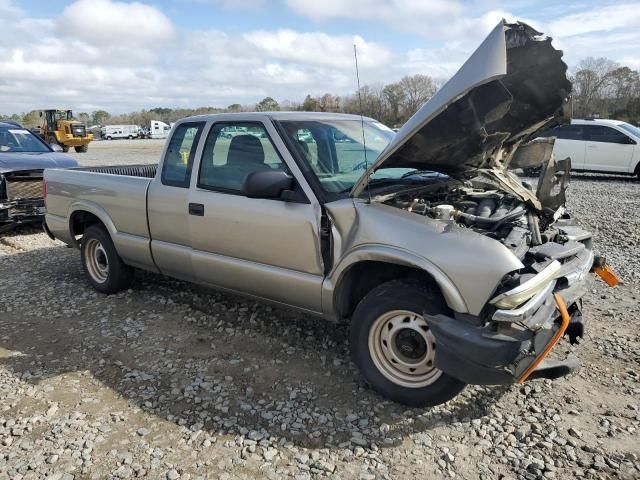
[[7, 179, 42, 200], [72, 125, 86, 137]]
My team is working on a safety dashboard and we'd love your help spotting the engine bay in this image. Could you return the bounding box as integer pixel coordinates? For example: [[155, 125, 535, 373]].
[[385, 180, 564, 262]]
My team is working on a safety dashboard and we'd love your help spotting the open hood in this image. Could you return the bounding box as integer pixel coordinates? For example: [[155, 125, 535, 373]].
[[352, 21, 571, 197]]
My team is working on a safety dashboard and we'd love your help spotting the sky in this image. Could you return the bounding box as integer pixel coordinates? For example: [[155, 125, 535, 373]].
[[1, 0, 639, 115]]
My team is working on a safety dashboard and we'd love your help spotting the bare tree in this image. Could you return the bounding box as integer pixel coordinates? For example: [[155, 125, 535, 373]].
[[572, 57, 618, 117], [398, 74, 437, 117]]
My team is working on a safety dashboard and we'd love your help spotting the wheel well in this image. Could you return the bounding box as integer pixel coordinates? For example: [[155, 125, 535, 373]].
[[70, 210, 104, 244], [334, 261, 443, 321]]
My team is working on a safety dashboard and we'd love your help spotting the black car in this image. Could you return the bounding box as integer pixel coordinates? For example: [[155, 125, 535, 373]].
[[0, 122, 78, 232]]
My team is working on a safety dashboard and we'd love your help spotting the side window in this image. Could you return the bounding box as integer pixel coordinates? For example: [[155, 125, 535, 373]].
[[161, 122, 204, 187], [541, 125, 583, 140], [582, 125, 631, 144], [198, 122, 289, 193]]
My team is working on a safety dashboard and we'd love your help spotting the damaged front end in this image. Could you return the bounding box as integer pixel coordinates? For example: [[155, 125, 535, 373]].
[[383, 153, 614, 385], [352, 19, 621, 386], [0, 170, 46, 233]]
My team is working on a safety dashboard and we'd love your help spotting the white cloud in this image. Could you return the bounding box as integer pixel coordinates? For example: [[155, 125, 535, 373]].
[[0, 0, 393, 113], [0, 0, 639, 115], [58, 0, 175, 45], [548, 4, 640, 38], [285, 0, 464, 38], [244, 30, 392, 68]]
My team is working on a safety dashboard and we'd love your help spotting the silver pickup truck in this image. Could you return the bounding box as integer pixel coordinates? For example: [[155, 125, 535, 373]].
[[43, 21, 617, 407]]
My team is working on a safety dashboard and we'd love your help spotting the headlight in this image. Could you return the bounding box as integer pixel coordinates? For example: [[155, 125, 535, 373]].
[[489, 260, 561, 309]]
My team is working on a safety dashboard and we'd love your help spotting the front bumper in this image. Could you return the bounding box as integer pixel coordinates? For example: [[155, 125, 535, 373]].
[[426, 255, 593, 386], [0, 198, 46, 232]]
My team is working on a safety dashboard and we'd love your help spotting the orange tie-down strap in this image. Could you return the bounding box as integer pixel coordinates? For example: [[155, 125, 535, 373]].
[[593, 265, 620, 287], [517, 293, 570, 384]]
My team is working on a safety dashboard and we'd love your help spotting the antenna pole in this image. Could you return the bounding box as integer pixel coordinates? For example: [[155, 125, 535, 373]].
[[354, 44, 372, 203]]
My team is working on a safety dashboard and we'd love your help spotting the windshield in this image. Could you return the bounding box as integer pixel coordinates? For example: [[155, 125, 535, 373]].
[[0, 126, 50, 153], [618, 122, 640, 138], [279, 119, 398, 193]]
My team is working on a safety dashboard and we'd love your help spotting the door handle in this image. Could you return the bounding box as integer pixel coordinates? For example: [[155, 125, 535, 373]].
[[188, 203, 204, 216]]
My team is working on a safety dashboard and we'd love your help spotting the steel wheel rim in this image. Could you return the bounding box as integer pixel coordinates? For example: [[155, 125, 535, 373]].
[[85, 238, 109, 283], [368, 310, 442, 388]]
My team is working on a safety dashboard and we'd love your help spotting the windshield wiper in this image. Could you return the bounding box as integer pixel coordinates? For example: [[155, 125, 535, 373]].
[[338, 176, 430, 194], [400, 169, 450, 179]]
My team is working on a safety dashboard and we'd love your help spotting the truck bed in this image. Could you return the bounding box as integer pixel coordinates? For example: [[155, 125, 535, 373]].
[[44, 165, 157, 270], [77, 164, 158, 178]]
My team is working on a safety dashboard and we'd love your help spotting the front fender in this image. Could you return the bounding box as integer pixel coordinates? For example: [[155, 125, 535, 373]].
[[322, 244, 468, 315]]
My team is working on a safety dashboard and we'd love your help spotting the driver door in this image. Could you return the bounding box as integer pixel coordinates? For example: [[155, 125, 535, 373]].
[[187, 120, 325, 313]]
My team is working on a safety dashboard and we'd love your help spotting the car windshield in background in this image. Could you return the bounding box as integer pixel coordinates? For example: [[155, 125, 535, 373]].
[[618, 122, 640, 138], [0, 126, 50, 153], [279, 119, 412, 193]]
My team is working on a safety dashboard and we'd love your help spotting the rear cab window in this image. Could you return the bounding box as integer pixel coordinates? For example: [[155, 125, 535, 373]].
[[161, 122, 205, 187]]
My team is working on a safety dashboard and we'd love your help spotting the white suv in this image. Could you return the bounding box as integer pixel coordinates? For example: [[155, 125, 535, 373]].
[[535, 119, 640, 178]]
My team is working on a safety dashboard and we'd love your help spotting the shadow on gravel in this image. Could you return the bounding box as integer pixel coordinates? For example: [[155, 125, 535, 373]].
[[0, 245, 509, 448], [0, 224, 43, 239]]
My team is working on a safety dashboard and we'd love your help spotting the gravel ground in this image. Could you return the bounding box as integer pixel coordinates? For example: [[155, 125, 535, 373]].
[[67, 138, 166, 167], [1, 141, 639, 479]]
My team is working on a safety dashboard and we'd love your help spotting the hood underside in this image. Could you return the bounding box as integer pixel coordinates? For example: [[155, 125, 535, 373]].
[[352, 20, 571, 197]]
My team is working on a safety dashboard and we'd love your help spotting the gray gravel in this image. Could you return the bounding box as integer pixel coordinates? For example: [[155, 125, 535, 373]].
[[0, 144, 638, 479]]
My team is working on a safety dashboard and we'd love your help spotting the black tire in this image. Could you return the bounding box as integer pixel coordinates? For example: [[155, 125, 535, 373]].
[[61, 144, 70, 153], [80, 224, 133, 294], [128, 135, 133, 139], [350, 279, 466, 407], [74, 144, 88, 153], [106, 136, 112, 140]]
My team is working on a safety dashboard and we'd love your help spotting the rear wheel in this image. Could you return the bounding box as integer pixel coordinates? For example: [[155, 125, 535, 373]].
[[106, 136, 112, 140], [61, 144, 70, 152], [74, 144, 88, 153], [350, 279, 466, 407], [81, 224, 133, 294]]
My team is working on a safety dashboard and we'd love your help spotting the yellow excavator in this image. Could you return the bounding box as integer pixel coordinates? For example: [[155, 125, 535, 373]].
[[38, 109, 93, 153]]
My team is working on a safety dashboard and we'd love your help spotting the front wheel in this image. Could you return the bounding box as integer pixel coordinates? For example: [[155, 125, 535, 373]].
[[74, 144, 88, 153], [61, 144, 70, 152], [350, 279, 466, 407], [81, 224, 133, 294]]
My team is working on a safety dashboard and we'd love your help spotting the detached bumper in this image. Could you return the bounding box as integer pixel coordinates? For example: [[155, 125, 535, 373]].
[[0, 199, 46, 232], [426, 276, 590, 386]]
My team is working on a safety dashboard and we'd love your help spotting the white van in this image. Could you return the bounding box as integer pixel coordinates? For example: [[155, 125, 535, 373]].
[[101, 125, 139, 140], [538, 119, 640, 177], [150, 120, 171, 139]]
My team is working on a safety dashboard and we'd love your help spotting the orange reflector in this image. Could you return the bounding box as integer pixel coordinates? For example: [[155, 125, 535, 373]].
[[517, 293, 570, 384], [593, 265, 620, 287]]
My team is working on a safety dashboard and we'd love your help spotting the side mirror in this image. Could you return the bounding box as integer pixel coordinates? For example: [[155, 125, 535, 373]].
[[242, 170, 294, 199], [49, 143, 63, 152]]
